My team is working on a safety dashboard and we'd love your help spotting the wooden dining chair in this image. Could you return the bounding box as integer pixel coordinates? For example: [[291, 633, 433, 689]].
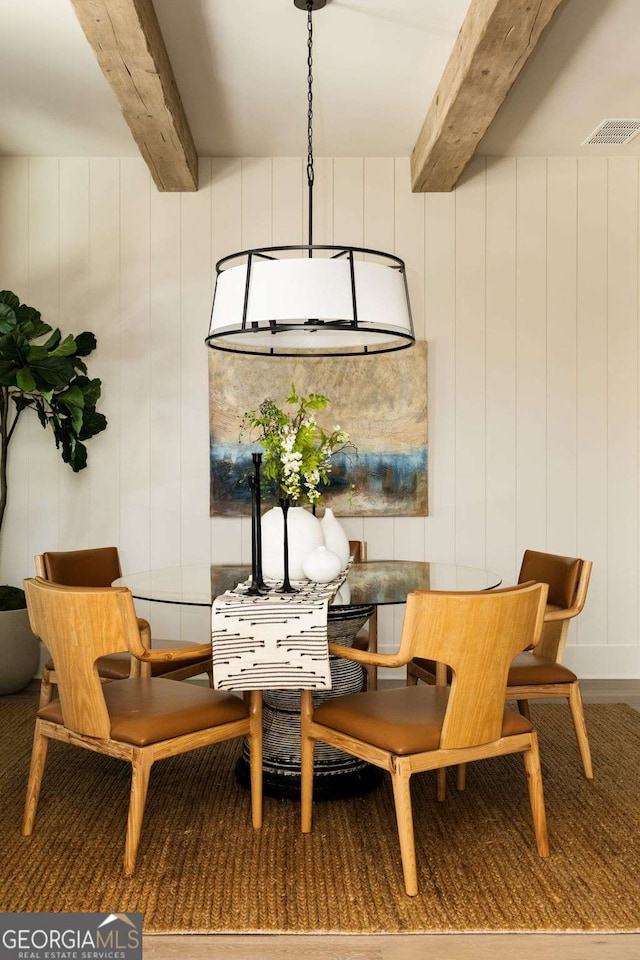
[[36, 547, 213, 707], [301, 582, 550, 896], [407, 550, 594, 780], [22, 577, 263, 875], [348, 540, 379, 690]]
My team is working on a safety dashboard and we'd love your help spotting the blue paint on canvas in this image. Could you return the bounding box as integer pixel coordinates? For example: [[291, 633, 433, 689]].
[[210, 442, 428, 516]]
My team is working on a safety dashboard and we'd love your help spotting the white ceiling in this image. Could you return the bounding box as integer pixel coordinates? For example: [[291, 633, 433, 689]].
[[1, 0, 640, 161]]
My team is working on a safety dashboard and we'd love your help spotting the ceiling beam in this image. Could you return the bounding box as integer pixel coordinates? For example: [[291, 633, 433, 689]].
[[411, 0, 567, 193], [70, 0, 198, 192]]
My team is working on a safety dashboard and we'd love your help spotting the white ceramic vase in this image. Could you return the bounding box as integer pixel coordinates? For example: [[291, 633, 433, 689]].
[[261, 506, 324, 581], [320, 507, 350, 571], [302, 545, 342, 584]]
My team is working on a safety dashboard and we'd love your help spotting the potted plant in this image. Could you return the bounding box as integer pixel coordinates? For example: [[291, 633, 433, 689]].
[[240, 385, 353, 581], [0, 289, 107, 694]]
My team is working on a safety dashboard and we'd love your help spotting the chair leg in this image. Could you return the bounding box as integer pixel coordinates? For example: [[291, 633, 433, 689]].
[[567, 683, 594, 779], [22, 721, 50, 835], [391, 763, 418, 896], [300, 690, 315, 834], [436, 767, 447, 802], [518, 700, 531, 720], [406, 664, 419, 687], [206, 660, 214, 688], [368, 613, 378, 691], [523, 733, 549, 858], [456, 763, 467, 792], [38, 671, 54, 708], [248, 690, 263, 829], [124, 750, 153, 876], [128, 656, 142, 679]]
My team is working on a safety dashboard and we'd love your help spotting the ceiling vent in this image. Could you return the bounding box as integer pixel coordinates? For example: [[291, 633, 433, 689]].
[[583, 119, 640, 146]]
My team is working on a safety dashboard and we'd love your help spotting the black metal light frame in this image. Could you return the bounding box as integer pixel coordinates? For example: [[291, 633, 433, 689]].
[[206, 0, 415, 359]]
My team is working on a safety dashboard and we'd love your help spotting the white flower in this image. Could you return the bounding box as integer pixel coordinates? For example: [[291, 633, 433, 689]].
[[242, 388, 353, 506]]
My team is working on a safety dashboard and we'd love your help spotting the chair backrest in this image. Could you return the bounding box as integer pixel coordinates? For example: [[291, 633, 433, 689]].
[[401, 582, 548, 750], [348, 540, 367, 563], [518, 550, 592, 661], [24, 578, 140, 738], [36, 547, 122, 587]]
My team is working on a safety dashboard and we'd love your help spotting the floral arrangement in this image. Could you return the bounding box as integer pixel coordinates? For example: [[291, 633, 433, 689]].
[[240, 385, 353, 505]]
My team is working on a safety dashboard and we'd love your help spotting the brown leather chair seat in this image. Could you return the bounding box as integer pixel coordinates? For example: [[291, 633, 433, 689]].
[[507, 651, 577, 686], [313, 684, 532, 756], [411, 650, 578, 688], [39, 677, 248, 747]]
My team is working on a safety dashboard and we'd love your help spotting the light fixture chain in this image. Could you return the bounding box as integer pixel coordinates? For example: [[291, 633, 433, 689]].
[[306, 2, 314, 189], [306, 0, 314, 249]]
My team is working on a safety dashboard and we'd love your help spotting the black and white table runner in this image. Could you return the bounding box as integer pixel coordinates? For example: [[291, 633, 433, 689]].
[[211, 571, 347, 691]]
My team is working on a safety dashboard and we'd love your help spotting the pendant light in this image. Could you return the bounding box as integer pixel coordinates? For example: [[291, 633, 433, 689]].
[[206, 0, 414, 358]]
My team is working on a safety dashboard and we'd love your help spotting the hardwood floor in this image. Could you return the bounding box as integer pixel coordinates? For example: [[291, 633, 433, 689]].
[[144, 932, 640, 960], [14, 679, 640, 959]]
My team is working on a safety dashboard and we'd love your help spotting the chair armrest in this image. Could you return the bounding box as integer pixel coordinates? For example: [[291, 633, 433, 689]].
[[131, 641, 212, 664], [544, 606, 579, 623], [327, 642, 407, 669], [118, 590, 211, 663], [130, 616, 210, 662], [136, 618, 151, 647]]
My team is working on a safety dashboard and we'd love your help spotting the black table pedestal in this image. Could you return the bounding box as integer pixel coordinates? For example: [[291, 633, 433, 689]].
[[235, 604, 384, 800]]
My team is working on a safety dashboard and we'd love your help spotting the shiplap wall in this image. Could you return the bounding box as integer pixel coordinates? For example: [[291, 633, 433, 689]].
[[0, 154, 638, 678]]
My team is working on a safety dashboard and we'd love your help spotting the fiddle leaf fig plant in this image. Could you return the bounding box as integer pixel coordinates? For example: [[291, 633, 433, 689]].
[[0, 289, 108, 541]]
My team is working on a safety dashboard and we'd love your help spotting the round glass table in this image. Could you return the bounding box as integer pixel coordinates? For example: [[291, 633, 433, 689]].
[[116, 561, 501, 800], [118, 560, 502, 609]]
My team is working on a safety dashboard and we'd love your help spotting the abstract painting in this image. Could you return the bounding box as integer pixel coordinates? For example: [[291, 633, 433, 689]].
[[209, 341, 427, 517]]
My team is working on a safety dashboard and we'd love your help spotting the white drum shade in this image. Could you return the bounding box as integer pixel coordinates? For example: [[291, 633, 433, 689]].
[[207, 246, 414, 356]]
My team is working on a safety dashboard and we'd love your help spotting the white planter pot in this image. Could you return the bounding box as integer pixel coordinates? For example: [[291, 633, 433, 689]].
[[0, 607, 40, 695], [320, 508, 351, 571], [261, 506, 325, 580]]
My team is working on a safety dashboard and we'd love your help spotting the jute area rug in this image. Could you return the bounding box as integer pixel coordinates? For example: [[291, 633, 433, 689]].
[[1, 699, 639, 933]]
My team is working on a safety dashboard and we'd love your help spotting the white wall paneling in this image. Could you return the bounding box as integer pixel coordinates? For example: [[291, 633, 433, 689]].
[[180, 158, 213, 568], [119, 159, 151, 576], [88, 159, 121, 552], [515, 158, 548, 563], [0, 158, 30, 589], [546, 158, 578, 557], [454, 158, 487, 570], [27, 160, 60, 566], [485, 157, 517, 584], [2, 155, 640, 675], [606, 158, 639, 653], [575, 159, 608, 649], [59, 159, 91, 552], [424, 189, 456, 564]]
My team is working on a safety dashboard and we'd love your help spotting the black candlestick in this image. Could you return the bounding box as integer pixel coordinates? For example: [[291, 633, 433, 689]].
[[276, 497, 298, 594], [244, 469, 268, 596], [252, 453, 267, 589]]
